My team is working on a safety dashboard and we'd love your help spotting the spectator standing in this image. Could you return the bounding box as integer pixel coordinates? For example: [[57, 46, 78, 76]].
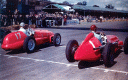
[[12, 15, 14, 25], [7, 10, 12, 26], [18, 15, 23, 25], [32, 15, 36, 25], [25, 15, 29, 24], [0, 14, 1, 27], [1, 15, 4, 26], [29, 15, 32, 25], [64, 15, 67, 25], [3, 15, 7, 26], [22, 15, 26, 22], [35, 15, 39, 27], [40, 15, 43, 27], [100, 16, 103, 22], [14, 9, 19, 25], [42, 16, 46, 27]]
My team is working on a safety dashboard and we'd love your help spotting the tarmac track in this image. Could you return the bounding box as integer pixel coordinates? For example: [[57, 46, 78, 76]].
[[0, 21, 128, 80]]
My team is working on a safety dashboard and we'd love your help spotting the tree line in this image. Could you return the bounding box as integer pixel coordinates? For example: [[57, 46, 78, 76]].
[[62, 1, 115, 9]]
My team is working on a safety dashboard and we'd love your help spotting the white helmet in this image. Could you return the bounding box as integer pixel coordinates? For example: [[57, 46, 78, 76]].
[[20, 22, 25, 27]]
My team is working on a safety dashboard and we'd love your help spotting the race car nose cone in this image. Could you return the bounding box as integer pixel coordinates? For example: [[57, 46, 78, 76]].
[[74, 47, 101, 61], [74, 40, 101, 61], [74, 51, 86, 61], [74, 46, 92, 61]]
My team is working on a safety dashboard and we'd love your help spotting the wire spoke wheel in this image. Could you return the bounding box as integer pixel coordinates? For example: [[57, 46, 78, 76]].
[[28, 39, 35, 51], [23, 36, 36, 53], [56, 35, 61, 45], [53, 33, 61, 46]]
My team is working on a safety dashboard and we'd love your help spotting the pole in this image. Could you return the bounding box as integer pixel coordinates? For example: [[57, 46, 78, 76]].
[[0, 2, 1, 27]]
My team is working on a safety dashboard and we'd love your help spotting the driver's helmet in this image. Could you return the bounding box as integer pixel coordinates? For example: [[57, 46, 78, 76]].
[[90, 25, 97, 31], [20, 22, 25, 27]]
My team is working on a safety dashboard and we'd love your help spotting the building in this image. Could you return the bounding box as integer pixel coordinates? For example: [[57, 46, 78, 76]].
[[43, 4, 75, 13], [73, 5, 128, 18]]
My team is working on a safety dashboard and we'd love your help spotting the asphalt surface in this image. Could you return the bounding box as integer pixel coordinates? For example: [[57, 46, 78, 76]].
[[51, 21, 128, 32], [0, 21, 128, 80]]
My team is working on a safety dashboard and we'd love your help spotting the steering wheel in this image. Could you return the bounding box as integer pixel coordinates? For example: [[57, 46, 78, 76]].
[[100, 32, 107, 45], [27, 28, 35, 36]]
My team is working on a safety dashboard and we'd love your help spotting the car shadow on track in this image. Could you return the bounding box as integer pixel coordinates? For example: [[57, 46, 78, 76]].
[[6, 43, 64, 54], [113, 49, 123, 59], [34, 43, 64, 53], [78, 60, 117, 69], [6, 49, 26, 54], [78, 49, 123, 69], [78, 61, 104, 69]]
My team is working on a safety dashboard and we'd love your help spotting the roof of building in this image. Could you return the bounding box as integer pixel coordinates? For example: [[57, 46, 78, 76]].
[[43, 4, 75, 12], [73, 5, 128, 13]]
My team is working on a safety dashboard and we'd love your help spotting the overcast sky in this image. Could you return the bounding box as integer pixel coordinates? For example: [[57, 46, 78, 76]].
[[51, 0, 128, 11]]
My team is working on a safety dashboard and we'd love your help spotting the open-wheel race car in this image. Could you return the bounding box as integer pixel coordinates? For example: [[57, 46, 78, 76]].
[[65, 31, 128, 67], [1, 28, 61, 53]]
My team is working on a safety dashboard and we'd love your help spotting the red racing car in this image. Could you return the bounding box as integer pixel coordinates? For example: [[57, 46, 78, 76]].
[[1, 29, 61, 53], [65, 32, 128, 67]]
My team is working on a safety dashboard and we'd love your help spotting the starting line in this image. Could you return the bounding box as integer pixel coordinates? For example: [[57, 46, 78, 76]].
[[1, 54, 128, 75]]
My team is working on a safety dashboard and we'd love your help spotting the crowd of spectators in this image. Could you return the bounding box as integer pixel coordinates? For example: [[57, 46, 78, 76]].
[[0, 11, 62, 27], [1, 10, 127, 28], [0, 10, 83, 27]]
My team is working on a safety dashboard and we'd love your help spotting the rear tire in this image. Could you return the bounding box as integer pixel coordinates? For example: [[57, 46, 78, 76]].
[[65, 40, 79, 62], [102, 43, 114, 67], [53, 33, 61, 46], [23, 36, 36, 53], [124, 37, 128, 54]]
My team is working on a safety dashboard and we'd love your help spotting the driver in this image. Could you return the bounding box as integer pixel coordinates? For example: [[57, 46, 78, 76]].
[[90, 25, 106, 45], [19, 22, 34, 36]]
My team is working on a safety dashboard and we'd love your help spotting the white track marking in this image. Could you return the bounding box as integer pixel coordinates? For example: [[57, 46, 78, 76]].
[[59, 46, 66, 48], [89, 41, 96, 48], [4, 55, 128, 75]]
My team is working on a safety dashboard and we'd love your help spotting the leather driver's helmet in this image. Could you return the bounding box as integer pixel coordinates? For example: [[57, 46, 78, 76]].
[[90, 25, 97, 31], [20, 22, 25, 27]]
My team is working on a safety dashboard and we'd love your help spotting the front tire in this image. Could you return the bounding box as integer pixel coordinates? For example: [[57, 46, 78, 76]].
[[23, 36, 36, 53], [65, 40, 79, 62], [53, 33, 61, 46], [124, 36, 128, 54], [102, 43, 114, 67]]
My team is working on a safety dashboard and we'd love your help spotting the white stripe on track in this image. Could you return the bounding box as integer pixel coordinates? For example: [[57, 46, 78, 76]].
[[4, 55, 128, 75], [59, 46, 66, 48]]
